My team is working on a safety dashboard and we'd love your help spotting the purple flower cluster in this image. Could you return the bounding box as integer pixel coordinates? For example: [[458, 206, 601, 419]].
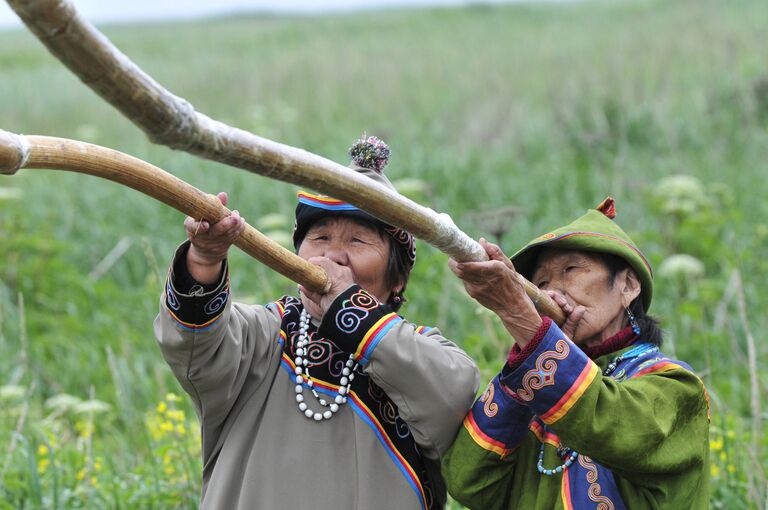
[[348, 135, 391, 172]]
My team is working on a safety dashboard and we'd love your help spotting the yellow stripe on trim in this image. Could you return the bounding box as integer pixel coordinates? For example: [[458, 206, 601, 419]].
[[542, 363, 599, 425]]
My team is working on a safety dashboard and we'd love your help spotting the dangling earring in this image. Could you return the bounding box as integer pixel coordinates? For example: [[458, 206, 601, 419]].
[[625, 306, 641, 336], [392, 294, 402, 305]]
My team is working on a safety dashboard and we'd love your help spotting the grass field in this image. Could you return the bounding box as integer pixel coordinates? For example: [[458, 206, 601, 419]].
[[1, 0, 767, 507]]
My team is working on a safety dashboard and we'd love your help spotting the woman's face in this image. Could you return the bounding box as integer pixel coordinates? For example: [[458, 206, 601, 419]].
[[531, 249, 639, 347], [297, 217, 397, 303]]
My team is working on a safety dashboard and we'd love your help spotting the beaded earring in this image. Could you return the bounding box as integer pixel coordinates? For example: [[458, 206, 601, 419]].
[[625, 306, 641, 336]]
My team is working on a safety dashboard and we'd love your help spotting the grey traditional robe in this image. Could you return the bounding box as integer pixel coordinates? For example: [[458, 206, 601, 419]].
[[154, 243, 479, 509]]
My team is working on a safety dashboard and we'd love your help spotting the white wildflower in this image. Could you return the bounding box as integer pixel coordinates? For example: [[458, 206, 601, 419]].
[[0, 385, 26, 401], [45, 393, 82, 412], [653, 175, 708, 216], [658, 254, 705, 280], [73, 399, 111, 415]]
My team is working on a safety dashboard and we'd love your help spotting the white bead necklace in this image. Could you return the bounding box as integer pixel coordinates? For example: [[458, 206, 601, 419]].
[[293, 308, 357, 421]]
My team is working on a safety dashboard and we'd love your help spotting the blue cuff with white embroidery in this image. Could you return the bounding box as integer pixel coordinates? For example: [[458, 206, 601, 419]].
[[461, 375, 533, 458], [318, 284, 403, 365], [498, 321, 599, 425], [164, 241, 229, 331]]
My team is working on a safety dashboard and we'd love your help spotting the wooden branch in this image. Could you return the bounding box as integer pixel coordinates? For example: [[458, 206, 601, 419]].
[[0, 130, 330, 293], [6, 0, 484, 262], [4, 0, 566, 324]]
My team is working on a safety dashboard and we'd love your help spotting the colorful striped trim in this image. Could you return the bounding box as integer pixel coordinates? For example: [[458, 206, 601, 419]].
[[266, 301, 286, 319], [165, 308, 223, 332], [415, 325, 432, 335], [537, 231, 653, 277], [279, 354, 427, 510], [633, 360, 681, 378], [540, 362, 600, 424], [462, 413, 516, 458], [529, 419, 561, 447], [297, 191, 359, 211], [562, 467, 574, 509], [355, 313, 403, 364]]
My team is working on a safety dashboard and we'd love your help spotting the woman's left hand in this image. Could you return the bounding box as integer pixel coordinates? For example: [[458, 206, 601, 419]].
[[449, 239, 542, 347], [298, 257, 356, 321]]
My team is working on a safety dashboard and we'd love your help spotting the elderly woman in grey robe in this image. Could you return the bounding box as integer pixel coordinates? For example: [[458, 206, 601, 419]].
[[154, 136, 479, 510]]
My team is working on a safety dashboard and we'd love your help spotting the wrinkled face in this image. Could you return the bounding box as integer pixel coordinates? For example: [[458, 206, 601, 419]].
[[531, 249, 637, 347], [298, 217, 396, 303]]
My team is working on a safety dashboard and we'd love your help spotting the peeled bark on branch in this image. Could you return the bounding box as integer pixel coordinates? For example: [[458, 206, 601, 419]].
[[5, 0, 566, 324]]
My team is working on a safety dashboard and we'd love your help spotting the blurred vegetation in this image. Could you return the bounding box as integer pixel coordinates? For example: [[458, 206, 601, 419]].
[[1, 0, 767, 507]]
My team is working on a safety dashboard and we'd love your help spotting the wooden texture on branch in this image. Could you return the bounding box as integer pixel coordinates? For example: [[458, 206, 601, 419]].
[[5, 0, 565, 323], [0, 130, 330, 293]]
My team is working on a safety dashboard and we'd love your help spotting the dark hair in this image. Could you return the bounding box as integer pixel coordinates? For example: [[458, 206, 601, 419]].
[[596, 252, 663, 346], [296, 217, 411, 312]]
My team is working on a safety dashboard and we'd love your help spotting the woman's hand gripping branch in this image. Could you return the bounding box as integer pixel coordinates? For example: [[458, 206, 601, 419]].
[[184, 192, 246, 285], [449, 238, 543, 348]]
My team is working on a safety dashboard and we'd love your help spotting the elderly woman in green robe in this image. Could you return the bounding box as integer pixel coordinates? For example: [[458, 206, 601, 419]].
[[154, 136, 479, 510], [444, 198, 710, 509]]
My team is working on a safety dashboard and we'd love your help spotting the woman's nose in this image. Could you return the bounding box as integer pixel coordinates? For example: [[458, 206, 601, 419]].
[[323, 242, 349, 265]]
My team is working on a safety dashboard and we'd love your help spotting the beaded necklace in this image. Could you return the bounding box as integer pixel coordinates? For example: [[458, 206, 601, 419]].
[[537, 341, 657, 476], [292, 308, 357, 422]]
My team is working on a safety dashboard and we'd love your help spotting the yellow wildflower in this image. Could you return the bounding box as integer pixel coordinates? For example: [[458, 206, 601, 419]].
[[166, 393, 181, 403], [709, 438, 723, 451], [75, 421, 94, 439], [166, 409, 186, 422], [76, 469, 86, 481], [710, 464, 720, 478], [160, 421, 174, 433], [38, 458, 50, 474], [727, 464, 736, 474], [156, 401, 167, 414], [37, 445, 49, 456], [176, 424, 186, 436]]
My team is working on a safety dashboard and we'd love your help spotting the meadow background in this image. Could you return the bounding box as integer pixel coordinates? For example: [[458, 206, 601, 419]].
[[1, 0, 767, 507]]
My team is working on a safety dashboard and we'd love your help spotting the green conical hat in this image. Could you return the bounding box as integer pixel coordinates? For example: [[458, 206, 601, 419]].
[[511, 198, 653, 310]]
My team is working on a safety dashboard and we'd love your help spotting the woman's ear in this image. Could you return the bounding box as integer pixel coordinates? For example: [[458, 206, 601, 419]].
[[620, 269, 642, 307]]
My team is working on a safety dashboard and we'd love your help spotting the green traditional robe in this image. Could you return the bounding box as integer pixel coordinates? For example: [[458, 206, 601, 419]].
[[443, 318, 710, 509]]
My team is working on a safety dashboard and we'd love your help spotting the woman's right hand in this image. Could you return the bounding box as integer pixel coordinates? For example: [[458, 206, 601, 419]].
[[449, 238, 542, 347], [184, 191, 246, 284]]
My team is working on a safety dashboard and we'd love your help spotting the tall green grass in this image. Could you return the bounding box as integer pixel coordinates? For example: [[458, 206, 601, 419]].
[[1, 0, 767, 507]]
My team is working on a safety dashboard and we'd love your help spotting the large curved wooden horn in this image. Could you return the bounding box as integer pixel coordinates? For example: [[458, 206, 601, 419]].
[[0, 129, 330, 293], [4, 0, 566, 323]]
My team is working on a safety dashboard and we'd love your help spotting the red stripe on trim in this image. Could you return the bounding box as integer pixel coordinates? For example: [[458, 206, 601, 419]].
[[297, 191, 347, 206], [540, 362, 599, 424], [633, 361, 679, 378], [562, 467, 574, 509], [463, 413, 516, 458]]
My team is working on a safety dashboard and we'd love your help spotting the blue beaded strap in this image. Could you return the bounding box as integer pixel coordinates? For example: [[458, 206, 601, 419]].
[[537, 342, 658, 477], [537, 443, 579, 476], [603, 342, 658, 377]]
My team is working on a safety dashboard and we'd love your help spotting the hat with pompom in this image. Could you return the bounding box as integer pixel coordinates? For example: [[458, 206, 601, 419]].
[[293, 135, 416, 270], [510, 198, 654, 310]]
